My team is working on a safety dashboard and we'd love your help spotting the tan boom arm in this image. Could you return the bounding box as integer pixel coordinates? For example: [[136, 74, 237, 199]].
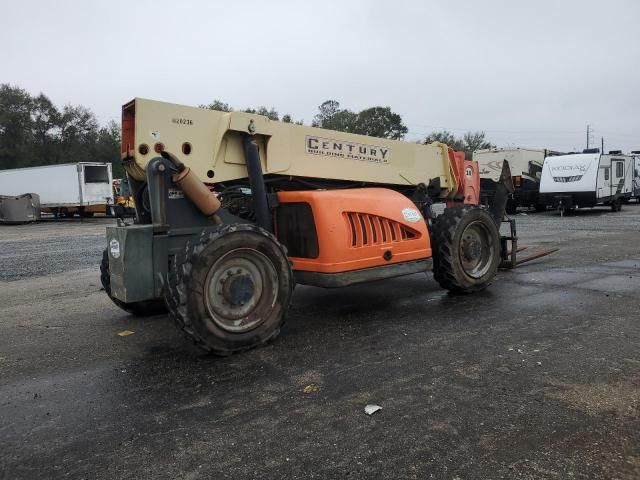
[[122, 98, 458, 197]]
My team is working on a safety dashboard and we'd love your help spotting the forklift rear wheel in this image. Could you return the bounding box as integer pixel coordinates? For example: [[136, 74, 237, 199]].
[[100, 249, 167, 316], [431, 206, 500, 293], [164, 224, 294, 355]]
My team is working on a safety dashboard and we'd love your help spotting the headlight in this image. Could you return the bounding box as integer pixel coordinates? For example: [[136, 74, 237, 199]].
[[109, 238, 121, 259]]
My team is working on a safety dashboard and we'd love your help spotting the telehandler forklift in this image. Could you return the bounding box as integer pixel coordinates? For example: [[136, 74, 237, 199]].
[[101, 98, 514, 355]]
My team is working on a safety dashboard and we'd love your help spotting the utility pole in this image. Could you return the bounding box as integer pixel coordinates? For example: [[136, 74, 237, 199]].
[[586, 124, 590, 149], [601, 137, 604, 153]]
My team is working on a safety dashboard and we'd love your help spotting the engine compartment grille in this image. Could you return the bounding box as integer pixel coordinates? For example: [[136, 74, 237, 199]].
[[345, 212, 419, 247]]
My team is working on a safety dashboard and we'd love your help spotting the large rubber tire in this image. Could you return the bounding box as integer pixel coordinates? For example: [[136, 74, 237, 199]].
[[431, 206, 501, 293], [611, 198, 622, 212], [534, 204, 547, 212], [164, 224, 294, 355], [100, 249, 166, 316]]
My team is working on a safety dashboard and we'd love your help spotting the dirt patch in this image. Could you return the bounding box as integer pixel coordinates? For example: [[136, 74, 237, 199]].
[[545, 381, 640, 417]]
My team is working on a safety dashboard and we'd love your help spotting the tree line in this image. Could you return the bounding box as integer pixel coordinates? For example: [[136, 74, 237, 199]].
[[1, 84, 494, 176], [202, 98, 494, 158], [0, 84, 123, 176]]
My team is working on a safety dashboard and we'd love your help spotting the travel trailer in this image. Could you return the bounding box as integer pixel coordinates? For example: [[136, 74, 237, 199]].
[[632, 152, 640, 201], [539, 150, 633, 214], [474, 148, 563, 213]]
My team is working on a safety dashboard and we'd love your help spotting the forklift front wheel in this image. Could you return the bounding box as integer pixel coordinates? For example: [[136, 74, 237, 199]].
[[431, 206, 501, 293], [164, 224, 294, 355]]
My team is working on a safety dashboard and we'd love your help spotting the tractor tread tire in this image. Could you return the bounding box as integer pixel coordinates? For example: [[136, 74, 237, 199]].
[[100, 249, 166, 316], [431, 206, 500, 294], [163, 223, 294, 356]]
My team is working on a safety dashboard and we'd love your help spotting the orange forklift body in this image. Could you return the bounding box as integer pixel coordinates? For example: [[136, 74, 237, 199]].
[[463, 160, 480, 204], [445, 148, 480, 206], [276, 188, 431, 274]]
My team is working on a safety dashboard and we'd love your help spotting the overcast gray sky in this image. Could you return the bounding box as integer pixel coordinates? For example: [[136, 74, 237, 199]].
[[2, 0, 639, 152]]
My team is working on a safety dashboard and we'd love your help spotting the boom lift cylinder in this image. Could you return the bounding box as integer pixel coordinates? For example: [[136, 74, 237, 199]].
[[242, 134, 273, 232]]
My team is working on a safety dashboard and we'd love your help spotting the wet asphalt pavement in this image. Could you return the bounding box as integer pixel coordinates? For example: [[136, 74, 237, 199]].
[[1, 207, 639, 479]]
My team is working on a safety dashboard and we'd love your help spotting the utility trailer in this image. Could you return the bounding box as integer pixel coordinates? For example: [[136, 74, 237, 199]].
[[539, 149, 634, 214], [102, 98, 515, 355], [475, 147, 563, 213], [0, 163, 114, 218]]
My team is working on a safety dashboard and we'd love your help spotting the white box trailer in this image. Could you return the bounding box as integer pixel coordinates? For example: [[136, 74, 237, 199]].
[[474, 147, 563, 213], [539, 151, 633, 213], [0, 162, 113, 217]]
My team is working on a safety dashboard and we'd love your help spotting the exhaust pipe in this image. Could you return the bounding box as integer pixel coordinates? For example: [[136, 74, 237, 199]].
[[160, 151, 222, 223]]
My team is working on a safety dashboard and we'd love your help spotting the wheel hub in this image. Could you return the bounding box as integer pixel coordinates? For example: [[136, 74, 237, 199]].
[[222, 272, 255, 306], [458, 220, 494, 279], [461, 237, 482, 262], [203, 249, 279, 333]]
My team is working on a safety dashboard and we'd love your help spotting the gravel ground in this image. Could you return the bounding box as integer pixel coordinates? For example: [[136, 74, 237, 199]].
[[0, 206, 639, 479], [0, 217, 109, 281]]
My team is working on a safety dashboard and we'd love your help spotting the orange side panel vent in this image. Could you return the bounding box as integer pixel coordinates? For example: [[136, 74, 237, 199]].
[[277, 188, 431, 274], [344, 212, 421, 248]]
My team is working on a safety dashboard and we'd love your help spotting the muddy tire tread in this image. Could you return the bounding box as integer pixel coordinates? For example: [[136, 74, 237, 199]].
[[431, 205, 499, 294], [163, 223, 294, 356]]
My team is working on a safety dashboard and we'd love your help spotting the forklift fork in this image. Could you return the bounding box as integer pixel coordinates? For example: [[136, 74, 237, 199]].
[[486, 160, 518, 269], [500, 217, 518, 269]]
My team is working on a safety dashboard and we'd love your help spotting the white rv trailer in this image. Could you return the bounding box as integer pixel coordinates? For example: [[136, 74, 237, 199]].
[[0, 162, 113, 217], [539, 151, 633, 213], [632, 153, 640, 201], [474, 147, 563, 213]]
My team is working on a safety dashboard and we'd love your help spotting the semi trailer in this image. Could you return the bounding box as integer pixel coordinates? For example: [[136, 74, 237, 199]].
[[539, 149, 634, 214], [475, 147, 563, 213], [101, 98, 514, 355], [0, 162, 114, 217]]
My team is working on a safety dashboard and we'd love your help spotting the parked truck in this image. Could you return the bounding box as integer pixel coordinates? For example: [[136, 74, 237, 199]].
[[0, 163, 113, 217], [101, 98, 514, 355], [475, 147, 563, 213]]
